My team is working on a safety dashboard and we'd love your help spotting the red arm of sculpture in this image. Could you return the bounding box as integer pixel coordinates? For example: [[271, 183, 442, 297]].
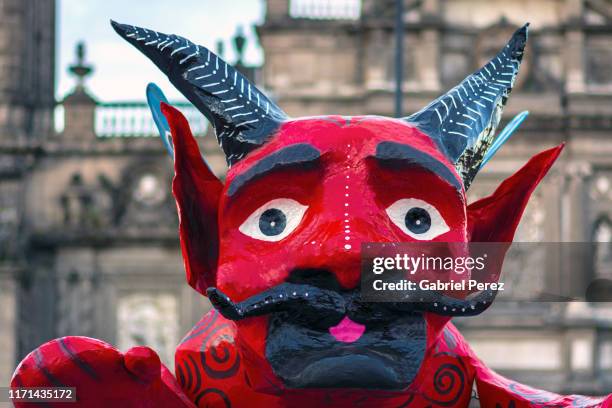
[[11, 336, 195, 408], [474, 361, 610, 408], [435, 324, 611, 407]]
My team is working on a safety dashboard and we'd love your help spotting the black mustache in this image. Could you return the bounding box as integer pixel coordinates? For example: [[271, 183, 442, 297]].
[[389, 287, 497, 316], [207, 283, 345, 321], [207, 283, 498, 321]]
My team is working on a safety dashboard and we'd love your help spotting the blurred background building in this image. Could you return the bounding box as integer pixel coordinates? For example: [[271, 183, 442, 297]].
[[0, 0, 611, 397]]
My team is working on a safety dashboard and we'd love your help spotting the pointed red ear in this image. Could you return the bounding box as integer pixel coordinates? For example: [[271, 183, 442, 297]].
[[161, 103, 223, 295], [468, 144, 564, 242]]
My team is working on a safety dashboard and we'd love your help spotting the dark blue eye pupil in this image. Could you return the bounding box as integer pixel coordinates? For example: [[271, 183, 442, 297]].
[[405, 207, 431, 234], [259, 208, 287, 236]]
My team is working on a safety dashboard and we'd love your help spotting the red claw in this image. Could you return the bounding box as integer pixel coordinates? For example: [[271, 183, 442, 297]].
[[124, 346, 162, 383]]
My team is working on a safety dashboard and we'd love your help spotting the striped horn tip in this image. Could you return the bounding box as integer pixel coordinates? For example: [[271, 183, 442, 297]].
[[405, 23, 529, 189], [110, 20, 288, 166]]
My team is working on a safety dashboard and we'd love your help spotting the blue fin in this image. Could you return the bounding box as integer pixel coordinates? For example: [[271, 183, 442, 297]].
[[480, 110, 529, 168], [146, 82, 174, 157]]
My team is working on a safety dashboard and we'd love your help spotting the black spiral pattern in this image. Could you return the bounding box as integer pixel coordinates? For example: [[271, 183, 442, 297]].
[[177, 311, 240, 406], [177, 364, 186, 388], [422, 352, 468, 407], [199, 324, 241, 379], [396, 393, 416, 407], [194, 388, 232, 408]]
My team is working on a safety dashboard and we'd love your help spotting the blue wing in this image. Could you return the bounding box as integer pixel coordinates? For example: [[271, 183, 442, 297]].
[[480, 110, 529, 168], [146, 82, 174, 157]]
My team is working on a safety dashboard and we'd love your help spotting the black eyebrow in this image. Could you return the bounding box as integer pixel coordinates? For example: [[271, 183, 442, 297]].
[[227, 143, 321, 197], [373, 141, 462, 191]]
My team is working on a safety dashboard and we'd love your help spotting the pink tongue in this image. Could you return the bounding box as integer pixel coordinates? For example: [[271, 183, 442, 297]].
[[328, 316, 366, 343]]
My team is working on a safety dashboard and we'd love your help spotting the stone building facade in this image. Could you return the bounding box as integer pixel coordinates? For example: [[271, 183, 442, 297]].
[[0, 0, 56, 388], [0, 0, 611, 397]]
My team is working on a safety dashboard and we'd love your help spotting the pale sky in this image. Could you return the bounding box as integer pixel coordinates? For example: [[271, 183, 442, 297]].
[[57, 0, 265, 101]]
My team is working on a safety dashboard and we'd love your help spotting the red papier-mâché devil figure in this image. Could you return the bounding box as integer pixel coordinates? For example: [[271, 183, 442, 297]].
[[10, 20, 612, 408]]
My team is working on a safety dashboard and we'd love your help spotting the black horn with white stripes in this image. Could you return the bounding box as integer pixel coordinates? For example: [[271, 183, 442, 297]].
[[111, 21, 288, 166], [405, 24, 529, 189]]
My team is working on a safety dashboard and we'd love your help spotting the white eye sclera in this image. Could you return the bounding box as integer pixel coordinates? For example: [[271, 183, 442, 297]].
[[386, 198, 449, 240], [239, 198, 307, 242]]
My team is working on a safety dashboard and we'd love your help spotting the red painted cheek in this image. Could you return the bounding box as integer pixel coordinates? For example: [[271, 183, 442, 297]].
[[215, 169, 324, 300], [235, 317, 284, 392], [215, 238, 294, 301]]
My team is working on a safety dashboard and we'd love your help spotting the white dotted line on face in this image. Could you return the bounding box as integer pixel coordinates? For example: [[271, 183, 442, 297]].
[[344, 144, 352, 251]]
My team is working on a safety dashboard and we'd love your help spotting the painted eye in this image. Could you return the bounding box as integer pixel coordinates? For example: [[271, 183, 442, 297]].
[[386, 198, 449, 240], [239, 198, 307, 242]]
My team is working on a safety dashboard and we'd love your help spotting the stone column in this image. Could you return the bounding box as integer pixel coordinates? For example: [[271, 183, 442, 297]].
[[417, 30, 440, 92], [416, 0, 441, 92], [61, 43, 97, 140], [562, 161, 591, 242], [364, 28, 390, 90], [0, 265, 16, 388], [62, 91, 97, 140], [0, 0, 56, 140], [563, 325, 598, 392], [564, 0, 586, 94], [560, 161, 592, 298]]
